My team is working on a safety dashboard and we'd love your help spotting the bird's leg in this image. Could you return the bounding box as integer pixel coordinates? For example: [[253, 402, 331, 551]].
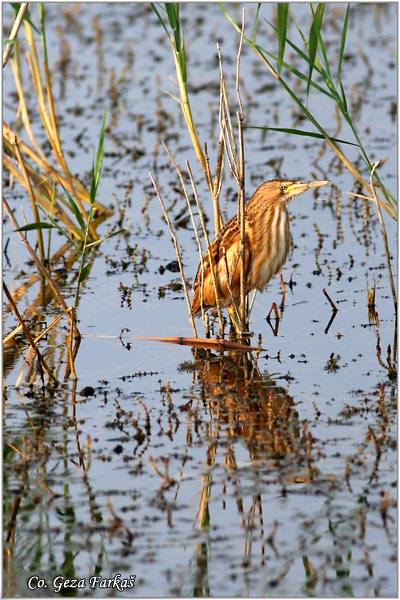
[[248, 289, 257, 316], [222, 247, 242, 326], [204, 313, 210, 338], [228, 305, 240, 337], [279, 272, 286, 299]]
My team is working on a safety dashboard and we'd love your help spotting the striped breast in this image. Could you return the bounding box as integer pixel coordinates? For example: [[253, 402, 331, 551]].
[[248, 203, 290, 292]]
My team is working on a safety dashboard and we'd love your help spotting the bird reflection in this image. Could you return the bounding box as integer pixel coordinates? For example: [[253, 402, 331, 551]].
[[193, 349, 301, 461]]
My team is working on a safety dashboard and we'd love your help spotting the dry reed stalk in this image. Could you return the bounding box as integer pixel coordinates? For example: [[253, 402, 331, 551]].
[[216, 19, 249, 335], [2, 3, 29, 68], [2, 242, 82, 330], [205, 137, 224, 235], [217, 45, 239, 179], [4, 309, 71, 346], [4, 204, 80, 381], [9, 59, 46, 161], [369, 160, 397, 315], [3, 125, 112, 239], [4, 122, 80, 210], [25, 17, 93, 239], [4, 195, 80, 380], [3, 128, 76, 220], [154, 9, 251, 337], [3, 282, 57, 386], [3, 197, 77, 332], [185, 161, 225, 335], [13, 135, 45, 262], [64, 327, 80, 381], [149, 172, 198, 338], [161, 140, 226, 335], [236, 10, 247, 333], [4, 14, 113, 240], [168, 32, 210, 191]]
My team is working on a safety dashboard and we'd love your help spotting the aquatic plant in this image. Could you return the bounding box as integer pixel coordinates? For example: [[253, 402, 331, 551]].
[[3, 4, 118, 383]]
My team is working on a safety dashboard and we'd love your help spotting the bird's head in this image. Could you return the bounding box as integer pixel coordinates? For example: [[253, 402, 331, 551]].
[[253, 179, 329, 207]]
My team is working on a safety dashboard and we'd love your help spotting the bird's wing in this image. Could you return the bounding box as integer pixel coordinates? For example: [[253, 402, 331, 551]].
[[191, 217, 251, 315]]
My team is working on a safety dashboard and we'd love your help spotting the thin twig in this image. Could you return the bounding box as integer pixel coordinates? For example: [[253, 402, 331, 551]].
[[13, 135, 45, 263], [237, 9, 247, 333], [161, 141, 224, 333], [222, 248, 241, 324], [186, 161, 225, 334], [217, 37, 249, 336], [212, 136, 225, 218], [3, 196, 79, 335], [344, 190, 395, 219], [204, 140, 223, 234], [3, 282, 57, 385], [149, 172, 197, 337], [217, 44, 239, 181], [322, 288, 338, 313], [370, 160, 397, 314]]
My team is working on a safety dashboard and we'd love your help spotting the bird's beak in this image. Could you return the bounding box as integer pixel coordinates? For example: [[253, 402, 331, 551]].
[[288, 180, 330, 197]]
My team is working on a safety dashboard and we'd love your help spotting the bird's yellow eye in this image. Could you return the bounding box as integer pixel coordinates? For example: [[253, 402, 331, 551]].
[[279, 183, 287, 191]]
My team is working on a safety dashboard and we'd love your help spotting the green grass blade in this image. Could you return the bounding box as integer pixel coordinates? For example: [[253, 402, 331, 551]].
[[288, 12, 309, 50], [307, 3, 325, 98], [313, 4, 330, 75], [15, 222, 54, 232], [337, 4, 350, 83], [78, 265, 90, 283], [165, 3, 179, 29], [37, 204, 79, 246], [151, 4, 169, 37], [261, 39, 339, 102], [61, 186, 86, 230], [245, 125, 359, 146], [165, 3, 180, 51], [178, 32, 187, 83], [252, 3, 262, 42], [38, 3, 48, 64], [277, 3, 289, 74], [339, 79, 348, 114], [221, 3, 396, 217], [90, 108, 107, 204], [263, 18, 339, 102], [85, 228, 125, 249]]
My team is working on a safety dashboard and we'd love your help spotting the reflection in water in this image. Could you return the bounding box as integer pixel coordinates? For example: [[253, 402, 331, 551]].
[[195, 349, 300, 460], [190, 349, 319, 596], [3, 243, 87, 383]]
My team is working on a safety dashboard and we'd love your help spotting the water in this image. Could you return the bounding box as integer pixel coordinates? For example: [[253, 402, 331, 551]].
[[3, 3, 397, 597]]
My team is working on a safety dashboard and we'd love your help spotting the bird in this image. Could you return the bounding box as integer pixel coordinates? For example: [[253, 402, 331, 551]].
[[191, 178, 329, 318]]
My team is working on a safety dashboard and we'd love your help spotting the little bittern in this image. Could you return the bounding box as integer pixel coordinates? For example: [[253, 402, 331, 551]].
[[191, 178, 329, 317]]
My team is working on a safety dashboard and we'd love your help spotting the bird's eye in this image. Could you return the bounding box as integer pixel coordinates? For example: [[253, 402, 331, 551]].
[[279, 183, 287, 191]]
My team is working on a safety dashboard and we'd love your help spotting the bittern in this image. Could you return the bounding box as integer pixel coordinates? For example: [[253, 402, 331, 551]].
[[191, 178, 329, 317]]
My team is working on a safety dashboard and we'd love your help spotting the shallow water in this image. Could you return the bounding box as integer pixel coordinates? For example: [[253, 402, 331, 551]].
[[3, 3, 397, 598]]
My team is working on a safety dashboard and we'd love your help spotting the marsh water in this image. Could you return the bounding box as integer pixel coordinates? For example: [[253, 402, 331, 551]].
[[3, 3, 397, 597]]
